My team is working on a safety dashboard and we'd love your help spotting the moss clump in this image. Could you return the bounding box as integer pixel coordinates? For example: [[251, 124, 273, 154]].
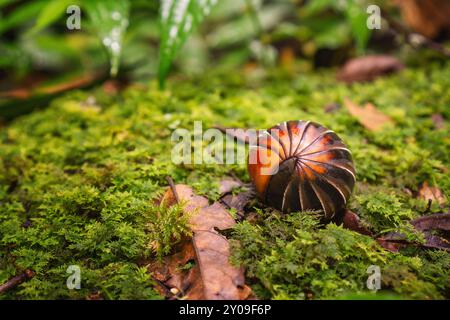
[[1, 62, 449, 299], [230, 210, 445, 300]]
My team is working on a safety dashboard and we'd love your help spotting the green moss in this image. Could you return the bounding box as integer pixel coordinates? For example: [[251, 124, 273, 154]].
[[230, 210, 445, 300], [1, 62, 449, 299]]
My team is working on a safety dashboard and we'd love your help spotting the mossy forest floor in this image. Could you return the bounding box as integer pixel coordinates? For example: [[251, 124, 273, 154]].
[[0, 63, 449, 299]]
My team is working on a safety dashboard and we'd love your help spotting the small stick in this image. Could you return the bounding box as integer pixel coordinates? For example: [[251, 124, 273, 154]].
[[166, 176, 180, 204], [424, 199, 432, 214], [381, 9, 450, 58], [213, 126, 254, 145], [0, 269, 34, 294], [152, 277, 173, 298]]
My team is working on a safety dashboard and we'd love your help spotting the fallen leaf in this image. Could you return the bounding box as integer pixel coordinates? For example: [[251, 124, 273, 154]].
[[418, 182, 446, 206], [431, 114, 445, 130], [394, 0, 450, 39], [343, 98, 394, 132], [150, 184, 252, 300], [324, 103, 341, 113], [86, 291, 103, 300], [219, 177, 243, 195], [341, 210, 372, 236], [149, 241, 203, 299], [377, 213, 450, 252], [221, 189, 255, 219], [377, 237, 405, 252], [337, 55, 404, 83], [411, 212, 450, 232], [420, 234, 450, 251]]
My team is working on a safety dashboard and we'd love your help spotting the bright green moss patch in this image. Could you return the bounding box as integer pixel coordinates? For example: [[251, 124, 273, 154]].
[[230, 210, 446, 300], [1, 63, 449, 299]]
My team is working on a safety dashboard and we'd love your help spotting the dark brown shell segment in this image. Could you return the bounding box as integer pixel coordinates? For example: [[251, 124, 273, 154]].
[[248, 120, 356, 219]]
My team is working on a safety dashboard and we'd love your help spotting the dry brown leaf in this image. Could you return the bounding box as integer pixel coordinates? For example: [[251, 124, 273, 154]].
[[341, 210, 372, 236], [149, 241, 204, 299], [418, 182, 446, 206], [377, 213, 450, 252], [150, 184, 252, 300], [337, 55, 404, 84], [221, 190, 255, 219], [411, 212, 450, 232], [219, 178, 243, 195], [394, 0, 450, 39], [431, 114, 445, 130], [343, 98, 394, 132], [324, 103, 341, 113], [376, 237, 404, 253], [412, 213, 450, 251]]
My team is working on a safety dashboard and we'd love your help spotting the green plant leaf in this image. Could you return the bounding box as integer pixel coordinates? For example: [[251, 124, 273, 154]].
[[0, 1, 46, 35], [303, 0, 337, 16], [345, 1, 371, 54], [84, 0, 130, 77], [29, 0, 77, 35], [0, 0, 16, 9], [158, 0, 218, 88]]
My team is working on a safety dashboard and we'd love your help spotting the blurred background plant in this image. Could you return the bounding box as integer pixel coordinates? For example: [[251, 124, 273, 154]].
[[0, 0, 449, 119]]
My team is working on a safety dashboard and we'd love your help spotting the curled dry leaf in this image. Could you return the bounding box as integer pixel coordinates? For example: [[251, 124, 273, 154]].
[[343, 98, 394, 132], [340, 210, 373, 236], [337, 55, 404, 84], [150, 184, 252, 300], [418, 182, 446, 206]]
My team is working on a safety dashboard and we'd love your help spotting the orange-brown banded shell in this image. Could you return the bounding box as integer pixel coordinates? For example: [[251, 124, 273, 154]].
[[248, 120, 356, 219]]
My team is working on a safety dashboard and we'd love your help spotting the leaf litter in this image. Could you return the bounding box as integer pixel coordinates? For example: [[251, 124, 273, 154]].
[[148, 183, 252, 300]]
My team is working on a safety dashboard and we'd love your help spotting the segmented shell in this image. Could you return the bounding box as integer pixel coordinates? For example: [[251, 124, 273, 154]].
[[248, 120, 356, 219]]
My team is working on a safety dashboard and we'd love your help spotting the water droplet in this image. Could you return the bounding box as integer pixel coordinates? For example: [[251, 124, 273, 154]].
[[110, 41, 121, 53], [169, 26, 178, 39], [112, 11, 121, 21], [184, 15, 192, 32], [111, 27, 121, 38], [103, 37, 112, 46]]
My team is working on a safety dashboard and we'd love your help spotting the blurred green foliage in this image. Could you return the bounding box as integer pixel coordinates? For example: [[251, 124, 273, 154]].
[[0, 0, 388, 90]]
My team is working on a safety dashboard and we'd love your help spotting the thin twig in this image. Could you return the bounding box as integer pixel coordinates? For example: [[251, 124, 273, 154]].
[[153, 277, 174, 298], [381, 9, 450, 58], [0, 270, 34, 294], [166, 176, 180, 204], [213, 126, 253, 145]]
